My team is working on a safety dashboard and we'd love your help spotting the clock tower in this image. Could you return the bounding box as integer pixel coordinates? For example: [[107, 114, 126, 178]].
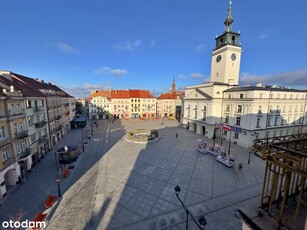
[[210, 0, 242, 85]]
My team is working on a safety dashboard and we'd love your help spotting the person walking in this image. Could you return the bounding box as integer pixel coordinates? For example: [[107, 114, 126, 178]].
[[176, 133, 178, 138]]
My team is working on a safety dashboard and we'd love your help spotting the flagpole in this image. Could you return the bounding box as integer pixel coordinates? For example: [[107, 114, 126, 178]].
[[228, 129, 232, 155], [220, 125, 223, 147]]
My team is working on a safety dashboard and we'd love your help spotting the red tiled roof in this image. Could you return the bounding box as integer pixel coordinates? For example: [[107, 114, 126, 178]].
[[91, 90, 111, 98], [157, 93, 176, 100], [129, 89, 155, 98], [111, 90, 130, 98], [89, 89, 155, 99]]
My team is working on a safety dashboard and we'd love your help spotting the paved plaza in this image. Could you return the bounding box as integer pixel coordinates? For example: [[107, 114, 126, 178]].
[[85, 118, 267, 230], [1, 118, 279, 229]]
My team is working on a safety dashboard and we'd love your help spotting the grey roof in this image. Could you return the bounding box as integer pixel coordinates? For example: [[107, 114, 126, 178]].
[[223, 86, 306, 93]]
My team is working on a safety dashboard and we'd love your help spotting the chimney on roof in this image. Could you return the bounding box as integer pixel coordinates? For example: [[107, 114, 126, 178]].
[[0, 70, 12, 81]]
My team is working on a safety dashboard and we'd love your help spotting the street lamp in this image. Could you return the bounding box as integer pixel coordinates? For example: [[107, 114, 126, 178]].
[[81, 127, 84, 152], [174, 185, 207, 229], [54, 151, 62, 198]]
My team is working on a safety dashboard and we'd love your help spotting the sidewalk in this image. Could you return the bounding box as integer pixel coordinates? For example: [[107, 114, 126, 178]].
[[0, 120, 109, 227]]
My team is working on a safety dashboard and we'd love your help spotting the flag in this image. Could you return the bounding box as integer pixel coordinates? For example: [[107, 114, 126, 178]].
[[223, 124, 231, 131]]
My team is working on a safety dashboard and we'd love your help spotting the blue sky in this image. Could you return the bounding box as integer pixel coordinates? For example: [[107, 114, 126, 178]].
[[1, 0, 307, 98]]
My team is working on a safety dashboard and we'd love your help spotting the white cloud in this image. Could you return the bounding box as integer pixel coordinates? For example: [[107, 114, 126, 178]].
[[239, 69, 307, 88], [112, 39, 142, 51], [191, 72, 204, 79], [259, 29, 273, 40], [179, 74, 185, 79], [195, 44, 205, 52], [56, 41, 79, 54], [62, 83, 113, 98], [93, 66, 128, 76]]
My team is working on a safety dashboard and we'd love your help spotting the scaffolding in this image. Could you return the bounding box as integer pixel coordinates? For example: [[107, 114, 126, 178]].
[[253, 133, 307, 229]]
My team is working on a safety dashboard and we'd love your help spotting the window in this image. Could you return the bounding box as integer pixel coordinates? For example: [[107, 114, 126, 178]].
[[274, 117, 278, 126], [14, 123, 18, 134], [202, 106, 207, 121], [295, 105, 298, 112], [224, 105, 229, 112], [0, 126, 5, 139], [259, 93, 263, 99], [236, 116, 241, 126], [258, 106, 262, 114], [16, 103, 20, 113], [26, 100, 32, 108], [22, 140, 26, 150], [237, 105, 242, 113], [267, 117, 271, 127], [194, 110, 197, 119], [234, 133, 239, 139], [289, 106, 292, 112], [31, 134, 36, 144], [11, 104, 15, 114], [281, 118, 284, 125], [2, 148, 9, 161], [225, 115, 229, 124], [19, 122, 23, 132], [16, 143, 22, 155], [227, 94, 231, 99], [187, 110, 190, 118], [265, 131, 270, 138], [276, 106, 280, 113], [301, 105, 304, 112], [239, 94, 243, 99], [256, 118, 261, 128]]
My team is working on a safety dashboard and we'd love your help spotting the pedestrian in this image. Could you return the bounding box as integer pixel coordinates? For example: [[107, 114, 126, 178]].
[[176, 133, 178, 138]]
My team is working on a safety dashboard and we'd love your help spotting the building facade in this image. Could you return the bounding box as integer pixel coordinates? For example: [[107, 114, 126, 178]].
[[88, 89, 156, 119], [0, 70, 75, 199], [157, 79, 184, 118], [181, 1, 307, 148]]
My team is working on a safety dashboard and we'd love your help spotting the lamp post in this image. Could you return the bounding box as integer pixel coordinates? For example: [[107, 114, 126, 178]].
[[174, 185, 207, 229], [54, 152, 61, 197], [81, 127, 84, 152]]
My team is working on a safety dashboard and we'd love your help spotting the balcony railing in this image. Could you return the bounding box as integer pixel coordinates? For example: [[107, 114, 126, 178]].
[[15, 131, 28, 140], [35, 120, 47, 128], [33, 106, 45, 113], [0, 137, 10, 148], [18, 148, 31, 159], [38, 135, 48, 143], [8, 109, 25, 119]]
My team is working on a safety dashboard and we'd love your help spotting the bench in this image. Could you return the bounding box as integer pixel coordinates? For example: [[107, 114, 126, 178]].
[[44, 194, 57, 209], [62, 168, 70, 178], [32, 210, 47, 229]]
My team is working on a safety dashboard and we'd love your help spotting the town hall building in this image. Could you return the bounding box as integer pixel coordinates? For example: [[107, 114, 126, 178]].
[[181, 1, 307, 148]]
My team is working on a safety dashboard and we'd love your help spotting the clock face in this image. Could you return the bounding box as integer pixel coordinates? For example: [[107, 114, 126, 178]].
[[231, 53, 236, 61], [216, 55, 222, 62]]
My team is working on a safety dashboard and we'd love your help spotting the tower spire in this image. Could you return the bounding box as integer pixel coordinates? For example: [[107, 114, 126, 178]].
[[224, 0, 233, 32], [171, 78, 176, 94]]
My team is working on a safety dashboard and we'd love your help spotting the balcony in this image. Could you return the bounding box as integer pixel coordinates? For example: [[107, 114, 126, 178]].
[[18, 148, 31, 160], [0, 137, 10, 148], [8, 109, 25, 120], [35, 120, 47, 128], [38, 135, 48, 143], [64, 103, 69, 107], [15, 131, 28, 140], [55, 115, 62, 120], [33, 106, 45, 113]]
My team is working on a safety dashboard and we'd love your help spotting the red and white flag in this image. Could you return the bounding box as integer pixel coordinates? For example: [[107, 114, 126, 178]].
[[223, 124, 231, 131]]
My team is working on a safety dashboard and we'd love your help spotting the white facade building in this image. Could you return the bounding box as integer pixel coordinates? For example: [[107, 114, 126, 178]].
[[182, 1, 307, 148]]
